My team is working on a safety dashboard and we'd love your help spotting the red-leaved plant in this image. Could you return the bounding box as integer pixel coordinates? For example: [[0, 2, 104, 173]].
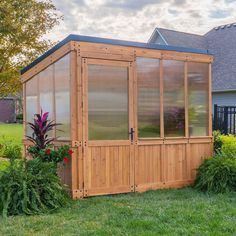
[[26, 109, 59, 150], [27, 110, 73, 165]]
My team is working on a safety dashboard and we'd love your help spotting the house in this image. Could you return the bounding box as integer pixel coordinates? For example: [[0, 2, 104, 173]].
[[0, 97, 16, 123], [149, 23, 236, 108]]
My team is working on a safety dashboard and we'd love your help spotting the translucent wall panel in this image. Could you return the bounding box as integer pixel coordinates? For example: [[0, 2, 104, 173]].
[[25, 75, 38, 136], [137, 57, 160, 138], [38, 65, 53, 118], [38, 65, 53, 137], [54, 54, 71, 139], [188, 62, 209, 136], [88, 64, 128, 140], [163, 60, 185, 137]]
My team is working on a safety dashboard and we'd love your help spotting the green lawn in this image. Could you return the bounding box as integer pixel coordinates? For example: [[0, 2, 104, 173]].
[[0, 188, 235, 235], [0, 125, 235, 235], [0, 124, 23, 144]]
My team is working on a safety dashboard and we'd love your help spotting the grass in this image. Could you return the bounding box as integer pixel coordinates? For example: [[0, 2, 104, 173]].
[[0, 124, 23, 145], [0, 125, 235, 235], [0, 188, 235, 235]]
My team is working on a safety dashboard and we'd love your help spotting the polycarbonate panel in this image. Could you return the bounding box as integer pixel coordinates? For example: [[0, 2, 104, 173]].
[[188, 62, 209, 136], [163, 60, 185, 137], [39, 65, 53, 118], [137, 57, 160, 137], [88, 64, 128, 140], [54, 54, 70, 139], [26, 76, 38, 136], [38, 65, 53, 137]]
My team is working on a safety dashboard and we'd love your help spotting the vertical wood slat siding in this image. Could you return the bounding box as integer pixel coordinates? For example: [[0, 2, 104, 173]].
[[86, 145, 131, 196], [135, 145, 162, 191], [135, 142, 212, 192]]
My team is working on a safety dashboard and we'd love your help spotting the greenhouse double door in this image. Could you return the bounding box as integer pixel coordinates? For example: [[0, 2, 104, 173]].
[[82, 58, 136, 196]]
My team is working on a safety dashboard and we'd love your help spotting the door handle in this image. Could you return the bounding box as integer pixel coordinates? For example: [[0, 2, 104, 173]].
[[129, 128, 135, 141]]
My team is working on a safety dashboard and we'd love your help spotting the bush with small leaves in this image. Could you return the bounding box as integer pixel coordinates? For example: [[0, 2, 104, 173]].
[[0, 158, 70, 217], [0, 136, 22, 159], [194, 154, 236, 193]]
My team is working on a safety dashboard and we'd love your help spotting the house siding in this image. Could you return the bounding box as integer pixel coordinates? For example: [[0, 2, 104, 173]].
[[212, 91, 236, 108], [0, 98, 16, 123]]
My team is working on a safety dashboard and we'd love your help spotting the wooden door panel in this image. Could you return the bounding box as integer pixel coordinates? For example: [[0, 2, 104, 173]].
[[82, 58, 134, 197], [84, 146, 131, 196]]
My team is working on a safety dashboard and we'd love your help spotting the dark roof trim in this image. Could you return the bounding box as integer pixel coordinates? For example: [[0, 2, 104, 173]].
[[21, 34, 211, 75]]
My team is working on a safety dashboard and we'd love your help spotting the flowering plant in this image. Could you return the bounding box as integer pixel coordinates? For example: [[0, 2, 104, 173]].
[[27, 145, 73, 165], [27, 110, 73, 165]]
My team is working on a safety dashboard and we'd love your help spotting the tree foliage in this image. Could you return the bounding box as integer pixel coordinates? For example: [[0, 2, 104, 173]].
[[0, 0, 62, 97]]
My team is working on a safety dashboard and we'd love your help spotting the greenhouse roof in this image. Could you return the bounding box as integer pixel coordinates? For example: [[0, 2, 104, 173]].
[[21, 34, 211, 74]]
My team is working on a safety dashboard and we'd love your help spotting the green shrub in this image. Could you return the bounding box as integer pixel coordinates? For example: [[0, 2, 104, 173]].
[[219, 134, 236, 157], [16, 113, 23, 120], [0, 158, 69, 217], [194, 154, 236, 193], [213, 130, 223, 153], [0, 160, 10, 172], [3, 143, 22, 159], [0, 136, 22, 159], [213, 132, 236, 157]]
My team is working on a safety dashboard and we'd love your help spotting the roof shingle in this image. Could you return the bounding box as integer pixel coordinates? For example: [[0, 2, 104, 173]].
[[157, 28, 208, 50], [205, 23, 236, 91], [150, 24, 236, 92]]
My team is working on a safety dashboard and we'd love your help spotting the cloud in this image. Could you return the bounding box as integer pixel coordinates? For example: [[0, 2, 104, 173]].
[[104, 0, 164, 10], [48, 0, 236, 43], [172, 0, 186, 5]]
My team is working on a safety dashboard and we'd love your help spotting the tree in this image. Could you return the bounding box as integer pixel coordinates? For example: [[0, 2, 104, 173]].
[[0, 0, 62, 97]]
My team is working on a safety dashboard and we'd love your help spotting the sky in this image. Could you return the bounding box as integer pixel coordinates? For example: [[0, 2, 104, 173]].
[[48, 0, 236, 43]]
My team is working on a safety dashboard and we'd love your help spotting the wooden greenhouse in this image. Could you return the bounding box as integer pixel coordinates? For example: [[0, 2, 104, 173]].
[[21, 35, 213, 199]]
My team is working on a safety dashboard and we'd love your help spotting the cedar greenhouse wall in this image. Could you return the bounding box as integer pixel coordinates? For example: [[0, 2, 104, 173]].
[[22, 36, 213, 199]]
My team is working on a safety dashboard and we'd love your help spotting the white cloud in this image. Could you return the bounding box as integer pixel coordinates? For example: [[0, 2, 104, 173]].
[[48, 0, 236, 43]]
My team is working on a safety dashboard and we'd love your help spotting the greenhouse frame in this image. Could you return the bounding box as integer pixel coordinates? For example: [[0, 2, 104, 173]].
[[21, 35, 213, 198]]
